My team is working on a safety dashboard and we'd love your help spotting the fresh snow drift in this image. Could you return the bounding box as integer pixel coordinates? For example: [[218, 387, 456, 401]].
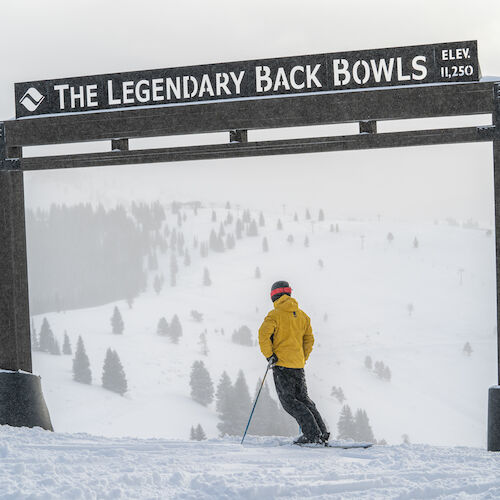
[[1, 426, 500, 499]]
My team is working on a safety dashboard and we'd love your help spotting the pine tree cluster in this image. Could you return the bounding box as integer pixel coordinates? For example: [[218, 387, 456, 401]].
[[337, 405, 375, 442], [33, 318, 62, 355], [231, 326, 253, 346], [190, 424, 207, 441], [216, 371, 296, 437], [373, 360, 392, 381], [331, 386, 345, 403], [157, 315, 183, 343]]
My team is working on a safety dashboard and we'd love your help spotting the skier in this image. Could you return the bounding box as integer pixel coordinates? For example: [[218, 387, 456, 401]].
[[258, 280, 329, 445]]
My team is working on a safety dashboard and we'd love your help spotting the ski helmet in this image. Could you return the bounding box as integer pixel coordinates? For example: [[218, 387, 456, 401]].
[[271, 281, 292, 302]]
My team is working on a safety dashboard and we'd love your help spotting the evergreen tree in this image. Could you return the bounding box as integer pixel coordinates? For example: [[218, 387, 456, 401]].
[[259, 212, 265, 227], [354, 409, 375, 442], [336, 224, 339, 233], [318, 209, 325, 221], [463, 342, 473, 356], [153, 275, 163, 295], [305, 209, 311, 220], [195, 424, 206, 441], [294, 213, 298, 222], [216, 371, 233, 416], [262, 237, 269, 253], [277, 219, 283, 230], [287, 234, 294, 245], [218, 222, 225, 238], [190, 426, 197, 440], [62, 332, 72, 355], [387, 232, 394, 243], [247, 219, 258, 237], [232, 325, 253, 346], [383, 366, 392, 381], [337, 405, 355, 440], [231, 370, 252, 434], [211, 210, 217, 222], [157, 317, 169, 336], [255, 266, 261, 279], [191, 310, 204, 322], [198, 332, 209, 356], [190, 360, 214, 406], [49, 337, 61, 355], [184, 250, 191, 266], [203, 268, 212, 286], [111, 306, 124, 335], [304, 236, 310, 248], [168, 314, 183, 344], [39, 317, 55, 353], [102, 348, 128, 395], [413, 237, 419, 248], [73, 336, 92, 385], [407, 303, 414, 316], [170, 255, 178, 286], [364, 355, 372, 370], [235, 219, 243, 239]]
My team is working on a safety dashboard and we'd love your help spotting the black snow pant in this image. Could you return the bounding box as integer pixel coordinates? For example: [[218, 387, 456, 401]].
[[273, 366, 327, 440]]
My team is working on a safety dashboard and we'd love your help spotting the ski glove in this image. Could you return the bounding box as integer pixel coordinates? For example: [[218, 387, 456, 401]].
[[267, 353, 278, 367]]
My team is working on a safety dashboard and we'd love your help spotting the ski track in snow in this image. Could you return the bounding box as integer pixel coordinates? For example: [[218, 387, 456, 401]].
[[2, 427, 500, 500]]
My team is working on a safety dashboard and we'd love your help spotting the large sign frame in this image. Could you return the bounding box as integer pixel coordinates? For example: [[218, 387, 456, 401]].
[[15, 41, 480, 118]]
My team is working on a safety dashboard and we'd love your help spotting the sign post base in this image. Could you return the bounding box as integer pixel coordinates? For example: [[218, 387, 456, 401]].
[[0, 371, 53, 431]]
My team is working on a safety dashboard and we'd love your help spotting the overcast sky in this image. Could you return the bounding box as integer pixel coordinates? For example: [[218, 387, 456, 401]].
[[3, 0, 500, 223]]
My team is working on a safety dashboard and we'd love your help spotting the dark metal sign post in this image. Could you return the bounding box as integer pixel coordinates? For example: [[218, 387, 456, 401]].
[[1, 41, 499, 448]]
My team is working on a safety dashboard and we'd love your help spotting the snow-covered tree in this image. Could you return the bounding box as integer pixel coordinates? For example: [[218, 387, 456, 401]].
[[364, 355, 372, 370], [463, 342, 473, 356], [262, 237, 269, 253], [318, 209, 325, 221], [62, 332, 72, 355], [413, 237, 419, 248], [277, 219, 283, 230], [39, 317, 54, 353], [190, 360, 214, 406], [259, 212, 265, 227], [337, 405, 355, 440], [157, 317, 169, 336], [111, 306, 124, 335], [191, 310, 203, 322], [168, 314, 183, 344], [255, 266, 261, 279], [73, 336, 92, 385], [195, 424, 206, 440], [203, 268, 212, 286], [247, 219, 258, 237], [102, 348, 128, 395], [198, 332, 209, 356], [387, 232, 394, 243], [232, 325, 253, 346], [354, 409, 375, 442]]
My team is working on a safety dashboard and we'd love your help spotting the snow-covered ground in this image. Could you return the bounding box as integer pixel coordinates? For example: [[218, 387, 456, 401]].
[[30, 204, 497, 448], [2, 426, 500, 499]]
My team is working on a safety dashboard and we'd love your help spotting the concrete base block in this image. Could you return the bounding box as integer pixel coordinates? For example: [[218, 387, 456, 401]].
[[0, 371, 53, 431]]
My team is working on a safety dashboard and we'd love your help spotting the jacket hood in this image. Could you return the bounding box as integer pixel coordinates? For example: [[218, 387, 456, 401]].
[[273, 294, 299, 312]]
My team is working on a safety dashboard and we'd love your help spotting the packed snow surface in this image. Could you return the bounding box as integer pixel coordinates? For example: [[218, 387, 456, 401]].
[[1, 426, 500, 499]]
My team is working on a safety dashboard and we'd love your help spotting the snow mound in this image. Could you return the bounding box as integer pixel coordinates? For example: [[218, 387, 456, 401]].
[[2, 426, 500, 499]]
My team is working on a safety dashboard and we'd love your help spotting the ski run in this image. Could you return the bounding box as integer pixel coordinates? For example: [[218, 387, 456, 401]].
[[1, 425, 500, 499]]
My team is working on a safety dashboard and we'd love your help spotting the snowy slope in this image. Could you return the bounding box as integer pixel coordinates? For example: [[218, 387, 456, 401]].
[[2, 426, 500, 499], [31, 204, 497, 447]]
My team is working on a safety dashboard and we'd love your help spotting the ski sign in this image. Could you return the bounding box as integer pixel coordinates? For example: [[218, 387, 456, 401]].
[[15, 40, 479, 118]]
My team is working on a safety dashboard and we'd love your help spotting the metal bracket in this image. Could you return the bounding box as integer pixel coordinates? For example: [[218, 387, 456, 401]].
[[230, 129, 248, 143], [112, 138, 129, 151], [359, 120, 377, 134], [477, 125, 496, 141]]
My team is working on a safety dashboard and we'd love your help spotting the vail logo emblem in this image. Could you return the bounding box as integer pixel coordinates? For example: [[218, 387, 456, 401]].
[[20, 88, 45, 112]]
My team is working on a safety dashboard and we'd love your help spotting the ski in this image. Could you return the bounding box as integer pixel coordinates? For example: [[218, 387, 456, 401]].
[[293, 442, 373, 449]]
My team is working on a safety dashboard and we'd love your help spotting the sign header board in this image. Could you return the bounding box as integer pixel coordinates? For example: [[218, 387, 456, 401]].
[[15, 41, 480, 118]]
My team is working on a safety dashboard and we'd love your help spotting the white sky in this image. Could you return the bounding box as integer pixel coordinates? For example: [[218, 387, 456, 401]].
[[3, 0, 500, 223]]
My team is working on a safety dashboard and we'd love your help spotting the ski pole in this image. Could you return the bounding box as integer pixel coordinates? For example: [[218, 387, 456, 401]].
[[241, 361, 271, 445]]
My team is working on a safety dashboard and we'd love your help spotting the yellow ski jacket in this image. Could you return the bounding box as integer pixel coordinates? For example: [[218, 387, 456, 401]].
[[258, 294, 314, 369]]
